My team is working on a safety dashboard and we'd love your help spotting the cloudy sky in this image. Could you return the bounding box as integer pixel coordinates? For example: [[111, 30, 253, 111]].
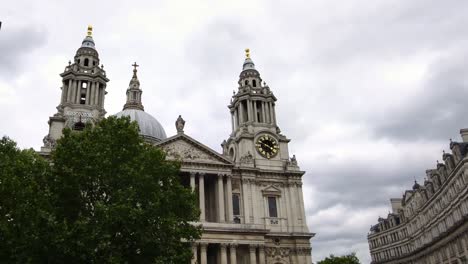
[[2, 0, 468, 262]]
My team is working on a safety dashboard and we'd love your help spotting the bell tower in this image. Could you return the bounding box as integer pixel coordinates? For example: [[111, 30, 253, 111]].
[[223, 49, 298, 171], [41, 26, 109, 152]]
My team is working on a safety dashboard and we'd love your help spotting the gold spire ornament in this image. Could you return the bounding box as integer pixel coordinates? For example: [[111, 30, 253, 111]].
[[87, 25, 93, 36], [245, 48, 250, 58]]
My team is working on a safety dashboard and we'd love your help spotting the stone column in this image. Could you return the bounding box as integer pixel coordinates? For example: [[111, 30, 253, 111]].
[[271, 103, 277, 125], [218, 174, 225, 222], [261, 102, 266, 123], [191, 243, 198, 264], [75, 80, 81, 103], [200, 243, 208, 264], [190, 172, 196, 192], [258, 245, 265, 264], [199, 173, 206, 222], [287, 183, 298, 232], [305, 248, 312, 264], [246, 99, 252, 122], [94, 82, 99, 105], [297, 183, 307, 231], [238, 102, 244, 124], [231, 111, 235, 131], [229, 244, 237, 264], [234, 110, 239, 129], [220, 243, 228, 264], [265, 102, 270, 123], [253, 100, 258, 122], [242, 179, 251, 224], [250, 180, 258, 224], [249, 244, 257, 264], [269, 102, 274, 124], [85, 81, 91, 104], [226, 175, 233, 223], [66, 80, 72, 102]]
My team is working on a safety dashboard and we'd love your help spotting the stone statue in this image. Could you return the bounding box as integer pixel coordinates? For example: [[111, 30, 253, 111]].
[[175, 115, 185, 133], [43, 134, 56, 148], [291, 155, 297, 164]]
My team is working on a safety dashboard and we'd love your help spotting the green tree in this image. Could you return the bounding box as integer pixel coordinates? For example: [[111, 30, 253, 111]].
[[0, 116, 201, 263], [317, 252, 361, 264]]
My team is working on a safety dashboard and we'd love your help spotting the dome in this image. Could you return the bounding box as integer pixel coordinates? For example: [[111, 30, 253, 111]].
[[114, 109, 167, 142]]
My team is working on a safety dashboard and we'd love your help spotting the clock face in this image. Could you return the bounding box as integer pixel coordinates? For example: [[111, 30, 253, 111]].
[[255, 135, 279, 159]]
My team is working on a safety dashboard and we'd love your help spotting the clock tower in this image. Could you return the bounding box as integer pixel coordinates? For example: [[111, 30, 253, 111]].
[[41, 26, 109, 153], [223, 49, 298, 171]]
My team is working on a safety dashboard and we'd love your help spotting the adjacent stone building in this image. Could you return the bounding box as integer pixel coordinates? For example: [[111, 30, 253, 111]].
[[368, 132, 468, 263], [40, 27, 314, 264]]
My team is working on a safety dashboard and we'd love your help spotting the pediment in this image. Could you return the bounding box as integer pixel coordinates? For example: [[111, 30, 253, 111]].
[[155, 133, 233, 166], [262, 185, 282, 196]]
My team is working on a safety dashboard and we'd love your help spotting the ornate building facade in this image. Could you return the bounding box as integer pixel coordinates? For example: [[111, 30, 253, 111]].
[[40, 27, 314, 264], [368, 131, 468, 263]]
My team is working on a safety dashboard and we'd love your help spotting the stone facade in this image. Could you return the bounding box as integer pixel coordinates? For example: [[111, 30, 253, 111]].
[[40, 30, 314, 263], [368, 131, 468, 263]]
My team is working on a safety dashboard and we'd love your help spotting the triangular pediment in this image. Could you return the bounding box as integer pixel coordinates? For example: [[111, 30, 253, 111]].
[[262, 185, 282, 196], [155, 133, 233, 166]]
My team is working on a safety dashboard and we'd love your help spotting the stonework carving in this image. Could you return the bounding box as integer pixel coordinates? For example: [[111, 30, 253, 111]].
[[265, 247, 290, 264], [240, 151, 254, 163], [162, 140, 221, 163], [42, 134, 56, 148]]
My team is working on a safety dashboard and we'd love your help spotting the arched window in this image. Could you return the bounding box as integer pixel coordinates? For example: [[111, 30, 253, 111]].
[[252, 79, 257, 87], [84, 58, 89, 66], [73, 121, 85, 131], [244, 80, 248, 85]]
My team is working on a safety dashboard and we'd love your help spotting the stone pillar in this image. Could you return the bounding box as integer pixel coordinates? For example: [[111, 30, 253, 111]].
[[234, 110, 239, 129], [271, 103, 277, 125], [190, 172, 196, 192], [246, 99, 251, 122], [191, 243, 198, 264], [287, 183, 298, 232], [94, 82, 99, 105], [220, 243, 228, 264], [200, 243, 208, 264], [75, 80, 81, 103], [239, 102, 244, 124], [305, 248, 312, 264], [249, 244, 257, 264], [261, 102, 266, 123], [85, 81, 91, 104], [269, 102, 274, 124], [258, 245, 265, 264], [66, 80, 72, 102], [217, 174, 225, 222], [199, 173, 206, 222], [297, 183, 307, 231], [229, 244, 237, 264], [253, 100, 258, 122], [250, 180, 258, 224], [242, 179, 251, 224], [226, 175, 233, 223], [231, 111, 235, 131], [265, 102, 270, 123]]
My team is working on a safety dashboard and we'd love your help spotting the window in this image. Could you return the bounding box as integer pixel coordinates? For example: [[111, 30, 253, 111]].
[[232, 194, 240, 216], [244, 80, 248, 85], [268, 196, 278, 218], [252, 79, 257, 87], [84, 58, 89, 66]]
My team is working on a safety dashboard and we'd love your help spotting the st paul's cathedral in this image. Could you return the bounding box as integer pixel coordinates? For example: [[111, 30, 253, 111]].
[[39, 26, 313, 264]]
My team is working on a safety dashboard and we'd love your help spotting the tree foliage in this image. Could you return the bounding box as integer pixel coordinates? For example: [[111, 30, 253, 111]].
[[0, 116, 201, 263], [317, 253, 361, 264]]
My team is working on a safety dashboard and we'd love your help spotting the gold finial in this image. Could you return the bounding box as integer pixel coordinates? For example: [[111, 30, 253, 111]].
[[87, 25, 93, 36], [245, 48, 250, 58]]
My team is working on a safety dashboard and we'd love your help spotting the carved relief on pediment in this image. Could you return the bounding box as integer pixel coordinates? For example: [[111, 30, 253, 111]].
[[162, 140, 221, 164], [265, 247, 290, 264]]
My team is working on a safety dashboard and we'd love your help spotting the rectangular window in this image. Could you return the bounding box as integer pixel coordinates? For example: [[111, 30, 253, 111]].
[[268, 196, 278, 218], [232, 194, 240, 216]]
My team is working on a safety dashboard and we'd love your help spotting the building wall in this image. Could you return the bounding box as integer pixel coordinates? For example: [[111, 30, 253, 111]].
[[368, 134, 468, 264]]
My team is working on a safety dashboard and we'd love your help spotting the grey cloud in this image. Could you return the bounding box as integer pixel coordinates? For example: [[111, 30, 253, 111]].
[[371, 51, 468, 141], [0, 25, 47, 78]]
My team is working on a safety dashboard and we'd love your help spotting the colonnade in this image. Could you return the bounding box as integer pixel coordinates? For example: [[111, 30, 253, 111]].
[[62, 79, 104, 107], [189, 172, 233, 223], [191, 243, 266, 264], [231, 99, 276, 131]]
